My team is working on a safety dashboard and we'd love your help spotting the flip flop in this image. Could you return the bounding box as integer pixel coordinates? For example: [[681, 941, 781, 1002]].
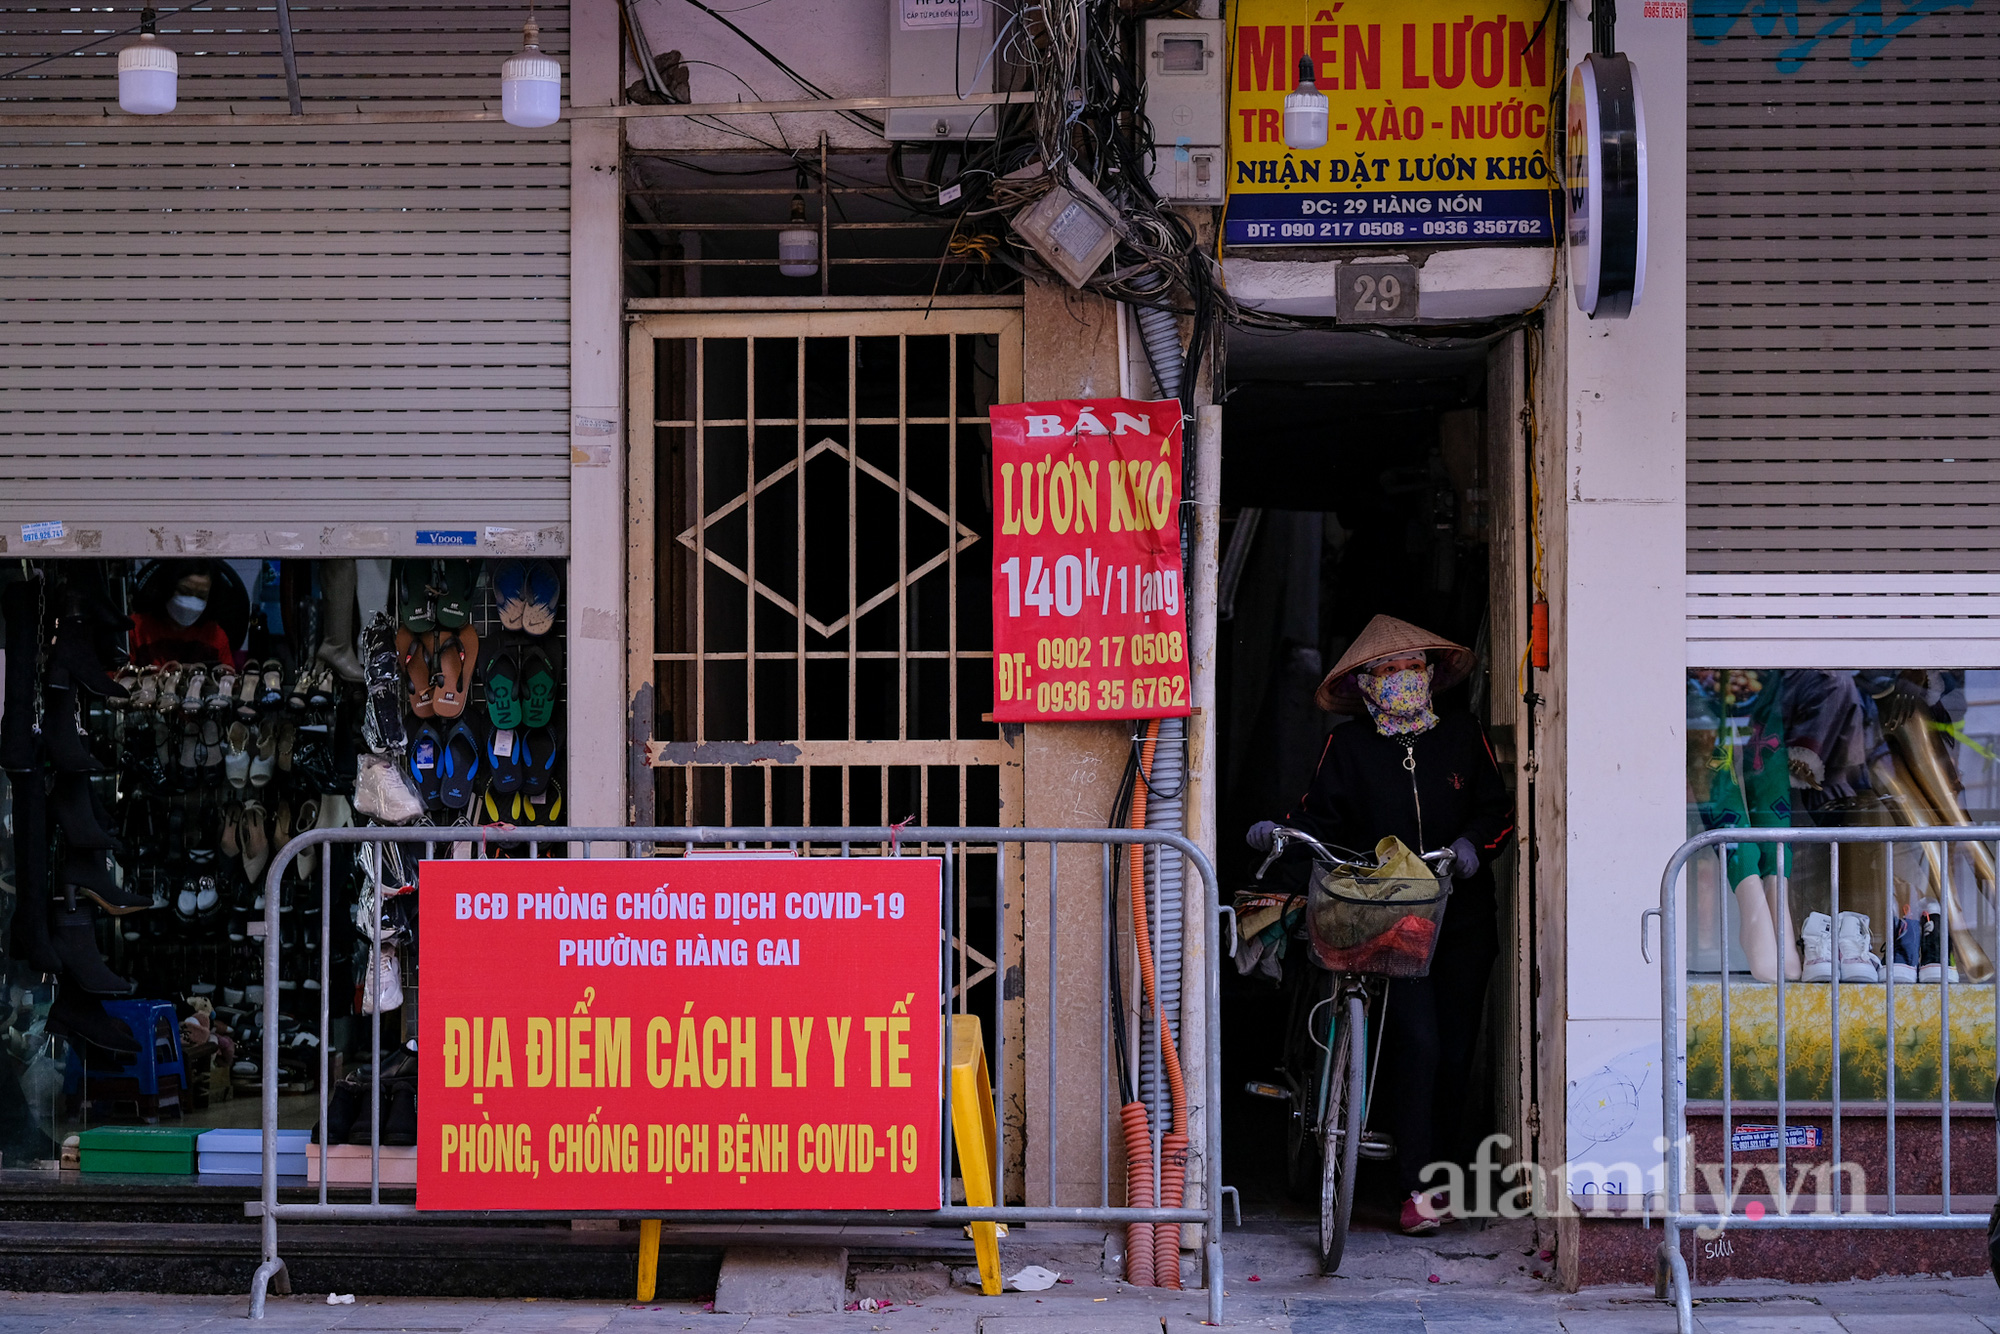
[[456, 625, 479, 708], [522, 560, 561, 636], [516, 779, 563, 827], [518, 647, 558, 730], [438, 721, 481, 810], [492, 560, 529, 632], [432, 629, 471, 718], [521, 723, 561, 798], [483, 649, 522, 729], [397, 560, 437, 634], [407, 722, 444, 807], [396, 627, 436, 717], [435, 561, 476, 631], [486, 726, 523, 796]]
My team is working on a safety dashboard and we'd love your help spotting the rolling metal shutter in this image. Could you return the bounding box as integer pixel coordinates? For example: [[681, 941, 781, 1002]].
[[0, 2, 572, 559], [1685, 6, 2000, 664]]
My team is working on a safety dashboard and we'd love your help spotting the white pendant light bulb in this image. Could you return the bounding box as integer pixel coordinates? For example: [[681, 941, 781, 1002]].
[[1283, 56, 1329, 151], [778, 193, 818, 278], [118, 8, 177, 116], [501, 18, 562, 128]]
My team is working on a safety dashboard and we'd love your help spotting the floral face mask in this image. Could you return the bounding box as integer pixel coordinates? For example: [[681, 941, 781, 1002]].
[[1357, 663, 1437, 737]]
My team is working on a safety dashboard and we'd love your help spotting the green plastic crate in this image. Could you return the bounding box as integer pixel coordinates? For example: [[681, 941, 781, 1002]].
[[77, 1125, 202, 1174]]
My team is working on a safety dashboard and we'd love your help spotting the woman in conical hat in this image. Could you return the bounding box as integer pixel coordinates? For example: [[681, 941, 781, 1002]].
[[1247, 614, 1513, 1237]]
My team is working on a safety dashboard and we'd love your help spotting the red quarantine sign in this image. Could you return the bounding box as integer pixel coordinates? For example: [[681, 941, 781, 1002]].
[[417, 857, 941, 1211], [989, 397, 1191, 722]]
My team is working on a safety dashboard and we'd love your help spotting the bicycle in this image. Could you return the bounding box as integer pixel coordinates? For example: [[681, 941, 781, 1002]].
[[1248, 826, 1455, 1274]]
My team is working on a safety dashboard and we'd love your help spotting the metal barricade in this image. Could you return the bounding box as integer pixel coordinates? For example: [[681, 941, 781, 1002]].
[[246, 826, 1226, 1322], [1650, 826, 2000, 1333]]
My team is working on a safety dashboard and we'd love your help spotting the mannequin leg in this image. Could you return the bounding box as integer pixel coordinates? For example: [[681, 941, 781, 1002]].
[[355, 560, 393, 622], [1735, 873, 1780, 982], [315, 560, 362, 682], [1767, 873, 1802, 981]]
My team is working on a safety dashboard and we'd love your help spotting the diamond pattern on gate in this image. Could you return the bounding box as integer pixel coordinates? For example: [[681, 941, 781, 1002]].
[[676, 436, 980, 639]]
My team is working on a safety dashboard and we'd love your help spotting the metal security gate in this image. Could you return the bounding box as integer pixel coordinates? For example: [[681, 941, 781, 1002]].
[[0, 3, 572, 557], [1684, 8, 2000, 661], [626, 300, 1029, 1183]]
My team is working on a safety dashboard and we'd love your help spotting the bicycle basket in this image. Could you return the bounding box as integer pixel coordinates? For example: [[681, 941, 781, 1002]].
[[1304, 835, 1450, 978]]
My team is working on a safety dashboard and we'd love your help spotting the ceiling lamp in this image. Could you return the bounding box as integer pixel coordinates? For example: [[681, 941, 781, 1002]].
[[1282, 57, 1328, 151], [501, 18, 561, 128], [118, 8, 177, 116], [778, 182, 818, 278]]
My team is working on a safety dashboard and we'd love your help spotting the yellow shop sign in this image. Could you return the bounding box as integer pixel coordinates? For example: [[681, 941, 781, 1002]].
[[1224, 0, 1558, 247]]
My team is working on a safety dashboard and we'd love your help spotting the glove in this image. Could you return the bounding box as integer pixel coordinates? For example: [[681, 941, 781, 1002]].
[[1448, 837, 1480, 880], [1246, 820, 1282, 853]]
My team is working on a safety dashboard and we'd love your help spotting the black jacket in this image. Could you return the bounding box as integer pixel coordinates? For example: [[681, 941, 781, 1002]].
[[1281, 711, 1514, 922]]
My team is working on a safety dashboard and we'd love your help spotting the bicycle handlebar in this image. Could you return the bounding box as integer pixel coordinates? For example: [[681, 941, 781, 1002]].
[[1254, 826, 1456, 881]]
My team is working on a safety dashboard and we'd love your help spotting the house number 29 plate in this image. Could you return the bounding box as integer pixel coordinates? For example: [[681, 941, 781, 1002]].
[[1336, 263, 1420, 324]]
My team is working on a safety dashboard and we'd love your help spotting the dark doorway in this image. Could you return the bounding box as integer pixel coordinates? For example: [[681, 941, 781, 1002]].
[[1213, 330, 1508, 1230]]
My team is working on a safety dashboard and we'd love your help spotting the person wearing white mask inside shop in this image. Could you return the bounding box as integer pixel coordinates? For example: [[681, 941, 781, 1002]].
[[129, 560, 247, 671]]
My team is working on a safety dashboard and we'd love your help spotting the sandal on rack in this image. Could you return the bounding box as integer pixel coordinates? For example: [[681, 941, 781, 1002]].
[[258, 659, 285, 712], [224, 721, 252, 788], [180, 665, 209, 714], [235, 661, 262, 718], [397, 628, 436, 717], [250, 720, 277, 786]]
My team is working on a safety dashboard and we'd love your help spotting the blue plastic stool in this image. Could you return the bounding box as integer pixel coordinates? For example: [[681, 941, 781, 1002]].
[[63, 999, 188, 1119]]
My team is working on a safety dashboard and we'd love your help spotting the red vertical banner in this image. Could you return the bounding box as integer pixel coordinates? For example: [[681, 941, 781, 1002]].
[[989, 398, 1191, 722], [417, 857, 941, 1211]]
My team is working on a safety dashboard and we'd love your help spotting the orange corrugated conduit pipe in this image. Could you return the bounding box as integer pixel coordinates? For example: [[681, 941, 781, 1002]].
[[1121, 718, 1190, 1287]]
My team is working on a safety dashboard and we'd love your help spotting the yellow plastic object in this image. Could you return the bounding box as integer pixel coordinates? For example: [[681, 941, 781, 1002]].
[[949, 1014, 1003, 1295], [636, 1218, 661, 1302]]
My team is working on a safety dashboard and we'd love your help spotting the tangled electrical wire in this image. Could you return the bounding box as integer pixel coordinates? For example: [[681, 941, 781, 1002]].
[[660, 0, 1562, 357]]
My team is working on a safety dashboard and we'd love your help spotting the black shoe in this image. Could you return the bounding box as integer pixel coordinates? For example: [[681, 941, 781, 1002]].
[[382, 1079, 418, 1146], [48, 627, 128, 701], [51, 908, 135, 997], [49, 772, 118, 850], [41, 686, 104, 775], [47, 988, 140, 1060], [1919, 908, 1960, 983], [64, 847, 152, 915]]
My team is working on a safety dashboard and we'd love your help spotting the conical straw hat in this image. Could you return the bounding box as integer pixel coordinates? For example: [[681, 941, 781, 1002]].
[[1315, 614, 1475, 713]]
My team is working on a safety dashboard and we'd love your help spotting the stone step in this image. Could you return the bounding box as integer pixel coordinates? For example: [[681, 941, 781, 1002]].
[[0, 1219, 719, 1299]]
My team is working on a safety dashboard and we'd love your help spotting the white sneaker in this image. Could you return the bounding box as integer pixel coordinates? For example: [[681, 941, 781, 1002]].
[[1888, 960, 1918, 984], [1835, 912, 1879, 982], [1801, 912, 1835, 982]]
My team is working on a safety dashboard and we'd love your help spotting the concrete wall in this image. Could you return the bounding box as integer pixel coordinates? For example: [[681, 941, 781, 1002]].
[[571, 0, 627, 833], [1552, 0, 1689, 1260], [625, 0, 897, 151], [1017, 282, 1136, 1208]]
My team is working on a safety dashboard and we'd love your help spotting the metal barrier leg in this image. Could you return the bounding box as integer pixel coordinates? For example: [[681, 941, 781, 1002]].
[[1658, 1232, 1692, 1334], [1205, 1238, 1224, 1325]]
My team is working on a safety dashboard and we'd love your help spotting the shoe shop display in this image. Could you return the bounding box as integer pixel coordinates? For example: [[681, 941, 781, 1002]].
[[0, 558, 562, 1158]]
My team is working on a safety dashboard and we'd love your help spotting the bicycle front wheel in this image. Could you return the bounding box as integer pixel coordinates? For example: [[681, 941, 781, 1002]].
[[1318, 993, 1366, 1274]]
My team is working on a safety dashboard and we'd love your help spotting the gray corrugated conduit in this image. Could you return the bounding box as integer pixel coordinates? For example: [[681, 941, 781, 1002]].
[[1127, 279, 1188, 1132]]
